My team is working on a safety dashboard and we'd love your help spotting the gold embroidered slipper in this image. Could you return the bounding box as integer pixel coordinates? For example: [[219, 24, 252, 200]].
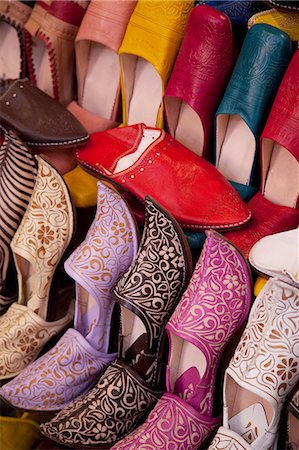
[[0, 155, 74, 382]]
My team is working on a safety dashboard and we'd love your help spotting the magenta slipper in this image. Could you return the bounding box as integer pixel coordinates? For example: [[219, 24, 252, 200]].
[[0, 181, 138, 411], [111, 230, 252, 450]]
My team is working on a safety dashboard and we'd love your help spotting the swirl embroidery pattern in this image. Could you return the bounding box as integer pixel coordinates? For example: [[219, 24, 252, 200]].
[[112, 393, 217, 450], [113, 196, 191, 384], [0, 182, 138, 410], [227, 278, 299, 403], [0, 156, 73, 379], [41, 197, 191, 448], [41, 361, 160, 447]]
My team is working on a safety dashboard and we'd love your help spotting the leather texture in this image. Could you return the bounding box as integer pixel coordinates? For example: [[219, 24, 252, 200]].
[[0, 414, 41, 450], [209, 426, 252, 450], [223, 50, 299, 257], [204, 0, 268, 26], [249, 229, 299, 287], [76, 123, 251, 231], [0, 0, 33, 78], [0, 182, 139, 411], [164, 5, 234, 160], [215, 23, 291, 185], [40, 197, 192, 448], [75, 0, 137, 112], [119, 0, 194, 128], [223, 192, 299, 259], [0, 132, 37, 314], [112, 230, 252, 450], [249, 9, 299, 42], [24, 0, 88, 104], [0, 79, 89, 147], [222, 278, 299, 449], [0, 156, 74, 380], [260, 50, 299, 201]]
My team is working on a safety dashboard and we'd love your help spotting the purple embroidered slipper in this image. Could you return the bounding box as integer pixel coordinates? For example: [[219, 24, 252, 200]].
[[110, 230, 252, 450], [0, 181, 138, 411], [40, 197, 193, 448]]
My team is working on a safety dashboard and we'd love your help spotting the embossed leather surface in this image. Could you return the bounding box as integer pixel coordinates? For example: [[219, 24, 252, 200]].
[[223, 278, 299, 449], [112, 230, 252, 450], [40, 197, 192, 448], [119, 0, 194, 128], [260, 50, 299, 195], [204, 0, 267, 25], [249, 9, 299, 42], [216, 23, 291, 183], [164, 5, 233, 160], [76, 123, 251, 231], [224, 51, 299, 259], [0, 79, 89, 147]]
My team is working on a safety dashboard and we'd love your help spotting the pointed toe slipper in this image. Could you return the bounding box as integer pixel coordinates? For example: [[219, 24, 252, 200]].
[[0, 78, 89, 148], [215, 23, 291, 188], [67, 0, 137, 135], [164, 5, 233, 159], [111, 230, 252, 450], [0, 155, 74, 381], [40, 197, 193, 448], [76, 123, 251, 231], [119, 0, 193, 128], [0, 180, 139, 410], [210, 278, 299, 450], [223, 50, 299, 258], [0, 132, 37, 314]]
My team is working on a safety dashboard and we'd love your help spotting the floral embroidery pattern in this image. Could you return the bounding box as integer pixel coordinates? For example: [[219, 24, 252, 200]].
[[0, 182, 138, 410]]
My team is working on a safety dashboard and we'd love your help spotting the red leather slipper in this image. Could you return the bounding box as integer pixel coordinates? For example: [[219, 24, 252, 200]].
[[76, 123, 251, 231], [164, 5, 234, 160]]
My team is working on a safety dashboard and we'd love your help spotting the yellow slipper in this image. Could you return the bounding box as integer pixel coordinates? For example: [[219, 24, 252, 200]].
[[248, 9, 299, 42], [64, 165, 98, 208], [119, 0, 194, 128], [0, 413, 40, 450]]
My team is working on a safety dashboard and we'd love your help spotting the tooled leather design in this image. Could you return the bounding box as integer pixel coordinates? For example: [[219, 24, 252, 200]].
[[41, 360, 161, 447], [111, 393, 220, 450], [249, 9, 299, 42], [113, 197, 191, 385], [66, 183, 138, 349], [11, 156, 73, 321], [120, 1, 193, 81], [0, 183, 138, 410], [0, 304, 71, 379], [228, 279, 299, 404], [217, 24, 291, 134], [289, 389, 299, 417], [165, 6, 233, 110], [209, 427, 248, 450], [0, 132, 37, 312], [0, 329, 113, 410], [262, 51, 299, 154], [205, 1, 266, 24], [168, 231, 251, 416]]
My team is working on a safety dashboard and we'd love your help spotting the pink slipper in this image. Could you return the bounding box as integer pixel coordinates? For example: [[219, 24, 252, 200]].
[[111, 230, 252, 450]]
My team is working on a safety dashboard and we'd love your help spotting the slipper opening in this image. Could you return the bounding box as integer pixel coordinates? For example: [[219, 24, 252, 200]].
[[226, 373, 275, 445], [31, 35, 54, 98], [121, 54, 163, 127], [262, 138, 299, 207], [0, 22, 20, 79], [216, 114, 256, 185], [164, 97, 204, 156]]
